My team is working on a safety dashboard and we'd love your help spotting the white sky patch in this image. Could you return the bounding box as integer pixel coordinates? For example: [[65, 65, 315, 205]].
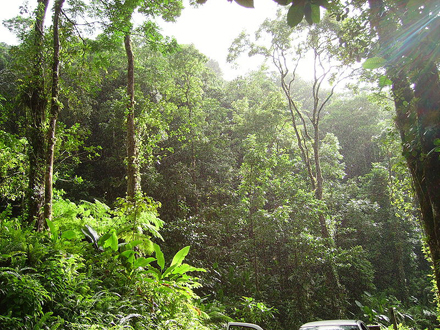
[[0, 1, 23, 45], [158, 0, 279, 80]]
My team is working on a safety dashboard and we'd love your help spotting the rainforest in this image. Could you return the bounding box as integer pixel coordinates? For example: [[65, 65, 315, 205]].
[[0, 0, 440, 329]]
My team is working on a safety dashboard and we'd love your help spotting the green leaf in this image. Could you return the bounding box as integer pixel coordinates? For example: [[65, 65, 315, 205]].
[[234, 0, 254, 8], [172, 264, 191, 275], [304, 2, 313, 25], [310, 4, 320, 23], [154, 243, 165, 271], [126, 240, 144, 249], [146, 267, 162, 280], [172, 264, 206, 275], [120, 250, 135, 264], [120, 250, 135, 258], [162, 264, 177, 279], [378, 75, 393, 88], [362, 57, 386, 69], [99, 231, 112, 244], [61, 230, 76, 240], [287, 3, 304, 27], [355, 300, 363, 308], [46, 219, 57, 239], [103, 230, 118, 251], [170, 246, 190, 269], [99, 232, 111, 245], [161, 246, 191, 279], [134, 257, 156, 268]]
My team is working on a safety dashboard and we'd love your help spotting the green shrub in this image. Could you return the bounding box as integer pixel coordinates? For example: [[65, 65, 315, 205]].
[[0, 201, 218, 330]]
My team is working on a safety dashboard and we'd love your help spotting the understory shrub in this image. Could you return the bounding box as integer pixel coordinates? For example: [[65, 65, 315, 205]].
[[0, 199, 216, 329]]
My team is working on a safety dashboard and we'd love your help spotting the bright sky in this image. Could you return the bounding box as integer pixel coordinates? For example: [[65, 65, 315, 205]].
[[0, 0, 279, 80], [160, 0, 279, 79]]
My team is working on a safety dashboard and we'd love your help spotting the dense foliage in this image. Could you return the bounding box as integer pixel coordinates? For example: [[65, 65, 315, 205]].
[[0, 1, 439, 329], [0, 200, 210, 329]]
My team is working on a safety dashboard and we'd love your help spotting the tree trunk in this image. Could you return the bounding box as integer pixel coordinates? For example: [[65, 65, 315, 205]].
[[27, 0, 50, 230], [368, 0, 440, 300], [312, 119, 344, 315], [124, 34, 140, 200], [404, 62, 440, 300], [312, 123, 330, 238], [282, 79, 315, 190], [44, 0, 65, 223]]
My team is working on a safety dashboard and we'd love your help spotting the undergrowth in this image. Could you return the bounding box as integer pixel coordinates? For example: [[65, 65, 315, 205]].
[[0, 198, 220, 329]]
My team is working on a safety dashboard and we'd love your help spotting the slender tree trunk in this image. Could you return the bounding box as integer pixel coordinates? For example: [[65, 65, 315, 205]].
[[386, 150, 410, 302], [124, 33, 140, 200], [312, 122, 329, 238], [249, 200, 259, 295], [27, 0, 50, 230], [44, 0, 65, 223], [312, 121, 344, 316], [281, 80, 315, 190]]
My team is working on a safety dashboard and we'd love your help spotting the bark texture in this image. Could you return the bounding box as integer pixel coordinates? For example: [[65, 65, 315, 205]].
[[404, 63, 440, 300], [44, 0, 65, 222], [27, 0, 50, 230], [124, 34, 140, 200], [368, 0, 440, 299]]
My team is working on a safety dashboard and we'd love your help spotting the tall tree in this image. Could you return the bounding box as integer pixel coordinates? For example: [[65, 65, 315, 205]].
[[124, 33, 139, 199], [365, 0, 440, 301], [91, 0, 182, 200], [44, 0, 66, 222], [26, 0, 50, 230]]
